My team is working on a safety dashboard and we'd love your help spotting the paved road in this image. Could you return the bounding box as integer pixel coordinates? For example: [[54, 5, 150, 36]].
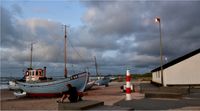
[[114, 92, 200, 110]]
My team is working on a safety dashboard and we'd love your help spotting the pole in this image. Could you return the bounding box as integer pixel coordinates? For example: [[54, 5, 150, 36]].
[[64, 25, 68, 78], [30, 43, 33, 69], [126, 70, 132, 100], [158, 18, 164, 86]]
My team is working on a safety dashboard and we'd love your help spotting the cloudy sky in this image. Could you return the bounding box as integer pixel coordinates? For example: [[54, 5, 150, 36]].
[[1, 0, 200, 77]]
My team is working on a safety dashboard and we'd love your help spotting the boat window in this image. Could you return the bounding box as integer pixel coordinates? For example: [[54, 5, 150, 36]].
[[36, 70, 38, 76]]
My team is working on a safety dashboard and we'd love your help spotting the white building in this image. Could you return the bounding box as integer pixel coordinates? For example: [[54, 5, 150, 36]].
[[151, 48, 200, 87]]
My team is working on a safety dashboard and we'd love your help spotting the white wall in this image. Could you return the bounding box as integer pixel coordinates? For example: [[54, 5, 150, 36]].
[[152, 53, 200, 86], [152, 70, 162, 84], [163, 53, 200, 86]]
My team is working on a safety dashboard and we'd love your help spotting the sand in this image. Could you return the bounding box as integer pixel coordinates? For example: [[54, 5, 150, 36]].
[[2, 81, 199, 110], [0, 82, 126, 110]]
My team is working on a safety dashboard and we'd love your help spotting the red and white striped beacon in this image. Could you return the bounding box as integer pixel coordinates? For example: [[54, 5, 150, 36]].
[[126, 70, 132, 100]]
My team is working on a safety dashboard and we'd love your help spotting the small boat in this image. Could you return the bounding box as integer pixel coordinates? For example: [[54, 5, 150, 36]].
[[95, 76, 110, 87], [16, 25, 89, 97], [110, 76, 117, 82]]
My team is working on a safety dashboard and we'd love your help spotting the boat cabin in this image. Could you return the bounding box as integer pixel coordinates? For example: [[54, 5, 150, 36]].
[[25, 67, 47, 82]]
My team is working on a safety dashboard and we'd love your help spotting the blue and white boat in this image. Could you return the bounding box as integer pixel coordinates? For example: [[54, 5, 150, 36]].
[[16, 25, 89, 97], [16, 72, 88, 97]]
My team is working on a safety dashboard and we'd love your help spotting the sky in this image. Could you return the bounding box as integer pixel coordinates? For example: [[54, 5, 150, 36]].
[[1, 0, 200, 77]]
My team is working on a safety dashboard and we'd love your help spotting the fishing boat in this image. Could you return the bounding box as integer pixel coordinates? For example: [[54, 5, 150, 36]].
[[16, 25, 89, 97], [16, 72, 88, 97]]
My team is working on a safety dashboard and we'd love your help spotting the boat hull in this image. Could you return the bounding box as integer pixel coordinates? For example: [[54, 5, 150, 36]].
[[85, 81, 95, 91], [16, 72, 88, 96], [95, 77, 110, 86]]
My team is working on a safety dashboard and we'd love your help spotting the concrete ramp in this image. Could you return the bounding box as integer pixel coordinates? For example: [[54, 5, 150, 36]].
[[58, 100, 104, 110]]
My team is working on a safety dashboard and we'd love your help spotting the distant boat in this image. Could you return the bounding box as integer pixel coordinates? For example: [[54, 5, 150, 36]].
[[93, 56, 110, 87], [95, 76, 110, 87], [16, 25, 89, 97]]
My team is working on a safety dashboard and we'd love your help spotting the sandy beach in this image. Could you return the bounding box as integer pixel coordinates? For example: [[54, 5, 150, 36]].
[[0, 82, 126, 110], [1, 81, 200, 110]]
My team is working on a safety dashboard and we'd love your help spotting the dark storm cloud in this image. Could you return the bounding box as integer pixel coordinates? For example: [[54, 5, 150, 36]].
[[1, 1, 200, 75], [70, 26, 120, 51], [79, 1, 200, 72], [1, 7, 22, 48]]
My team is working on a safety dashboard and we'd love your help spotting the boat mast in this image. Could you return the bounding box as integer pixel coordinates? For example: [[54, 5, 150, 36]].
[[64, 25, 68, 78], [30, 43, 33, 69], [94, 56, 99, 77]]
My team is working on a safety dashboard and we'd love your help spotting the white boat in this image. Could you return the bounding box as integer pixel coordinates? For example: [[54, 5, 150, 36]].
[[16, 25, 89, 97], [16, 72, 88, 97]]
